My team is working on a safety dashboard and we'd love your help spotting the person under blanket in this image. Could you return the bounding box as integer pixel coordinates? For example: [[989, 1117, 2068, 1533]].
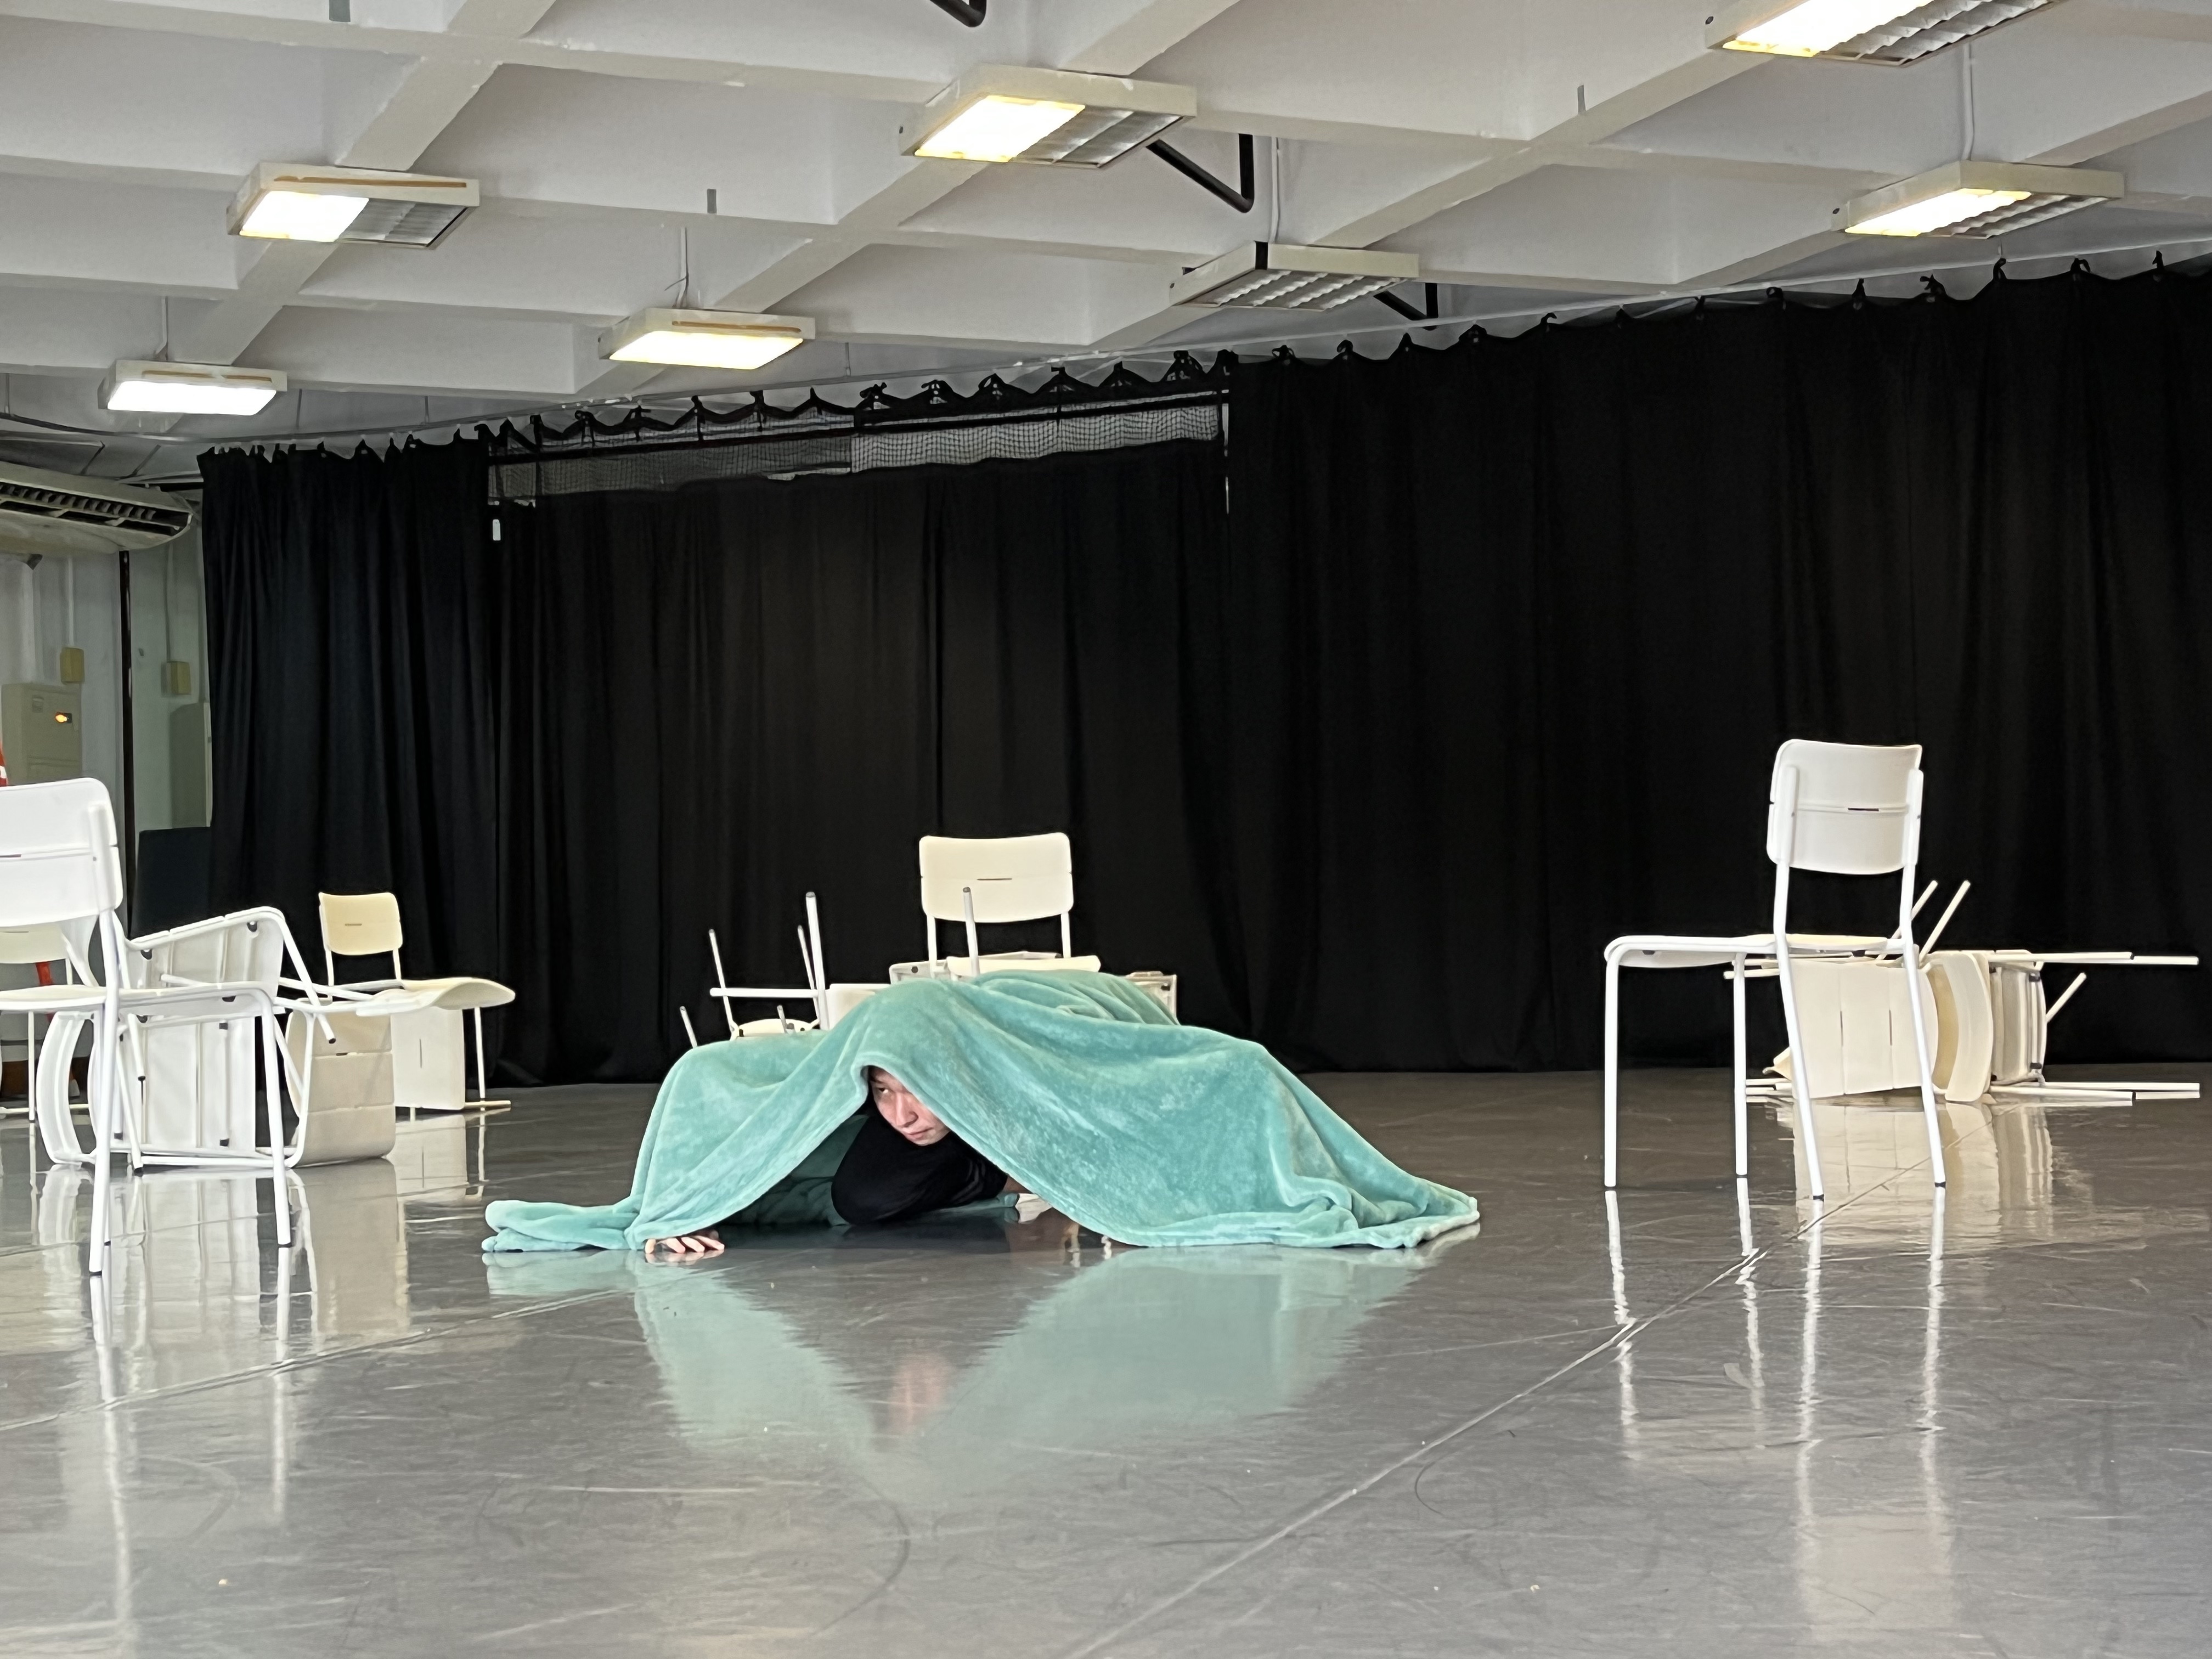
[[645, 1066, 1024, 1258]]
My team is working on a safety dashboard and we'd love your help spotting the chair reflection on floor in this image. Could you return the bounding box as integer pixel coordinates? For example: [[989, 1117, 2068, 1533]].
[[1605, 1143, 1964, 1640]]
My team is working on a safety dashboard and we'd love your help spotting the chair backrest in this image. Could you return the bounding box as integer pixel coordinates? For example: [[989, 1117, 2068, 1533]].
[[319, 891, 404, 961], [919, 833, 1074, 924], [0, 922, 71, 965], [1765, 740, 1922, 876], [0, 778, 123, 930]]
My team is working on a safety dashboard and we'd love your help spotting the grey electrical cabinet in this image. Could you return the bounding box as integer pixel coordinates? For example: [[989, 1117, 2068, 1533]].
[[1, 682, 83, 784]]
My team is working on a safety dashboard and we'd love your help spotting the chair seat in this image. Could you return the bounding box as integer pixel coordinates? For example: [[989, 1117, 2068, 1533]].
[[0, 983, 105, 1011], [1607, 932, 1896, 969], [340, 977, 514, 1018], [1607, 933, 1773, 969]]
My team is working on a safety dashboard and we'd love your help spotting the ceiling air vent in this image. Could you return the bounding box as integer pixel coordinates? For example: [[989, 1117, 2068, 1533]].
[[0, 461, 195, 558]]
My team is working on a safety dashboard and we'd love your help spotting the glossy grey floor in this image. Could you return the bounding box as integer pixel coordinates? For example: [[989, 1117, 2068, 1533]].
[[2, 1071, 2207, 1657]]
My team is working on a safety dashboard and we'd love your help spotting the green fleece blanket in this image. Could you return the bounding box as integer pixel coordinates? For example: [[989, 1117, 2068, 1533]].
[[483, 971, 1477, 1252]]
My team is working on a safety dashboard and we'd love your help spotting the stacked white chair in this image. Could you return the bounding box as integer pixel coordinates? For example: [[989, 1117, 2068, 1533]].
[[1602, 740, 1946, 1200], [0, 779, 294, 1272]]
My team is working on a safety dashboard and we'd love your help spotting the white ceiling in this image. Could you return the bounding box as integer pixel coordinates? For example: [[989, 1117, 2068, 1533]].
[[7, 0, 2212, 476]]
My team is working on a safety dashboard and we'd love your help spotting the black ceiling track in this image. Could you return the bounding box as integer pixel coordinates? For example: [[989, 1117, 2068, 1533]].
[[1148, 133, 1255, 212], [928, 0, 986, 24], [1375, 284, 1441, 323]]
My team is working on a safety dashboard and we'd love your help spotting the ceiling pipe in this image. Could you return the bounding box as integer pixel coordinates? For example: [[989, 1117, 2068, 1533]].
[[928, 0, 986, 24]]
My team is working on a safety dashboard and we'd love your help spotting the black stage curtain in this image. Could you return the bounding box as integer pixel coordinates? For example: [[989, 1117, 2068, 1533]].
[[495, 442, 1235, 1081], [1226, 269, 2212, 1069], [200, 268, 2212, 1081], [201, 441, 503, 988]]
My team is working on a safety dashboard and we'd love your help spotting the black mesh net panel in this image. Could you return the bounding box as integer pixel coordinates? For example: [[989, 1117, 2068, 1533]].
[[483, 357, 1233, 504]]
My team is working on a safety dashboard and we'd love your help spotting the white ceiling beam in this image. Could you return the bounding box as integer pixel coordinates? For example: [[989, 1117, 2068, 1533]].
[[1040, 0, 1249, 75], [1312, 54, 1762, 247], [166, 3, 558, 368]]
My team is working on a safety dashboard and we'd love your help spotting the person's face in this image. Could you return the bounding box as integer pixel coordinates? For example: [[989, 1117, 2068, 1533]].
[[869, 1068, 950, 1146]]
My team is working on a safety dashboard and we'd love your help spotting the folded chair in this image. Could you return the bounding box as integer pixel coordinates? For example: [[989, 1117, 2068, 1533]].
[[1603, 740, 1946, 1200]]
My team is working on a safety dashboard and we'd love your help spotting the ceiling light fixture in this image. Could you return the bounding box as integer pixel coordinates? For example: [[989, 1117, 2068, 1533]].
[[228, 163, 479, 246], [1842, 160, 2123, 237], [599, 308, 815, 371], [101, 360, 286, 416], [1169, 243, 1421, 311], [900, 65, 1196, 166], [1708, 0, 2064, 65]]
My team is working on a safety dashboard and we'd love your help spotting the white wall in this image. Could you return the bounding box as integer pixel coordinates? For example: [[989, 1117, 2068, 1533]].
[[0, 546, 124, 1050], [0, 547, 124, 806]]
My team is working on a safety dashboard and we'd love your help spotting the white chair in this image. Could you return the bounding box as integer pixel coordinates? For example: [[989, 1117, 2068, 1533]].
[[1, 920, 81, 1119], [317, 890, 512, 1110], [0, 778, 295, 1272], [702, 893, 829, 1036], [917, 833, 1099, 976], [122, 906, 395, 1170], [1603, 740, 1946, 1200]]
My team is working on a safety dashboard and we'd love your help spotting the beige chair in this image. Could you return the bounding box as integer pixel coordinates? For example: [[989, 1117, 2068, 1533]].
[[916, 833, 1101, 977], [317, 891, 514, 1111]]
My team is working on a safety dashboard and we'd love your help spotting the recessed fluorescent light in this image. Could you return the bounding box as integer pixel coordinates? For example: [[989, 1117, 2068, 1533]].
[[900, 65, 1196, 167], [1708, 0, 2065, 65], [228, 163, 479, 246], [1842, 161, 2123, 237], [1169, 243, 1421, 310], [101, 361, 286, 416], [599, 308, 815, 371]]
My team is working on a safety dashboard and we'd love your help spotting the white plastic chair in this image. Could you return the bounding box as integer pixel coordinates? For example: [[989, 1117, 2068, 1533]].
[[317, 890, 512, 1107], [1, 921, 79, 1120], [918, 833, 1096, 974], [1603, 741, 1946, 1200], [0, 779, 295, 1271]]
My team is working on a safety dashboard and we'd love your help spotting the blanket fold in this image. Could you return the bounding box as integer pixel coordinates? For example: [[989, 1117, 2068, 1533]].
[[484, 972, 1477, 1252]]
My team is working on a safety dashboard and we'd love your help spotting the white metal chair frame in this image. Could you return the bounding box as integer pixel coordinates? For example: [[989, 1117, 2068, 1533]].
[[919, 833, 1079, 974], [699, 893, 828, 1040], [112, 906, 340, 1172], [1603, 741, 1947, 1200], [0, 780, 300, 1273]]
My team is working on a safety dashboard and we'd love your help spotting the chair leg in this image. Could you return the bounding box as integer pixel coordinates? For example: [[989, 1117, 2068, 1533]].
[[86, 1009, 116, 1275], [472, 1006, 488, 1103], [1731, 954, 1748, 1180], [1603, 955, 1622, 1189], [262, 1012, 292, 1248], [1773, 944, 1826, 1201], [1903, 950, 1948, 1189]]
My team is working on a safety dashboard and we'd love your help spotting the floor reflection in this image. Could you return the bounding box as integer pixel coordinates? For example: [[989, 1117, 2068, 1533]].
[[490, 1220, 1458, 1504]]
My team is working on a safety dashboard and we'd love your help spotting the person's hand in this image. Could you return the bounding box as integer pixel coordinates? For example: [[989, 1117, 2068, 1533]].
[[643, 1229, 724, 1261]]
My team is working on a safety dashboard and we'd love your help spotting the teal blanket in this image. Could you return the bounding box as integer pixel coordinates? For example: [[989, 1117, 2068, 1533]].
[[483, 971, 1477, 1252]]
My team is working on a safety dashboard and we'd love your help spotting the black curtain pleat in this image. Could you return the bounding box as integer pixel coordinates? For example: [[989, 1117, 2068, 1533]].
[[196, 269, 2212, 1084], [201, 441, 501, 988]]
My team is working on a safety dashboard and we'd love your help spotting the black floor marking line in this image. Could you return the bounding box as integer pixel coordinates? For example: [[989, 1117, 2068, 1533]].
[[1054, 1118, 1970, 1659]]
